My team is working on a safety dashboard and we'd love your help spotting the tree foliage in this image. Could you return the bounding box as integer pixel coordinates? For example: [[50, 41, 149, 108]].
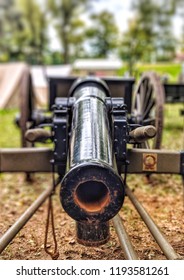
[[172, 0, 184, 51], [0, 0, 24, 61], [120, 0, 176, 74], [85, 10, 119, 58], [17, 0, 48, 64], [47, 0, 89, 63], [0, 0, 183, 65], [0, 0, 48, 63], [154, 1, 176, 61]]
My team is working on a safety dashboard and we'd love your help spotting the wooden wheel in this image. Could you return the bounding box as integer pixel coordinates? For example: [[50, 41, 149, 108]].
[[19, 67, 35, 148], [132, 72, 165, 149], [18, 67, 36, 181]]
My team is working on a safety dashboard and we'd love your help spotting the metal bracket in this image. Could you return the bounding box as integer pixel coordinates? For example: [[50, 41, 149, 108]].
[[53, 98, 72, 176], [110, 98, 128, 171]]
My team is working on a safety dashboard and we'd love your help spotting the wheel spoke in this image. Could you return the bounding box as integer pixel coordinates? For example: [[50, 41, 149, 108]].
[[136, 93, 142, 115], [142, 98, 155, 120], [142, 84, 153, 113], [142, 117, 155, 126], [140, 79, 149, 110], [139, 83, 145, 113], [132, 72, 164, 149]]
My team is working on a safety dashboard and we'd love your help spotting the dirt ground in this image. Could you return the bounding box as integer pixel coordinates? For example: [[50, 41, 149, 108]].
[[0, 171, 183, 260]]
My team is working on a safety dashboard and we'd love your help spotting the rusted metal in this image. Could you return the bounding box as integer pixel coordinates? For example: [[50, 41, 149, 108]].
[[125, 185, 181, 260], [0, 184, 53, 254], [112, 214, 139, 260]]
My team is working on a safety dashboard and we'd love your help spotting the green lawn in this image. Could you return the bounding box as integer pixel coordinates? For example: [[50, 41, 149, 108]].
[[0, 109, 21, 148], [137, 63, 182, 82], [118, 63, 182, 82], [162, 104, 184, 150]]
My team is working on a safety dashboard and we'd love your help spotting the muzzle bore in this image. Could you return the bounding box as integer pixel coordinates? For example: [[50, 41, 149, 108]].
[[75, 180, 110, 213]]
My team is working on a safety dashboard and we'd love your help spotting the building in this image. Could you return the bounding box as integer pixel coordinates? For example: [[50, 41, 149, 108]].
[[72, 58, 123, 76]]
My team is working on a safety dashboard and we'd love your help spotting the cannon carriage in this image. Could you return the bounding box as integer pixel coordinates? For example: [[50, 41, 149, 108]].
[[16, 68, 184, 150], [0, 68, 183, 260], [17, 72, 164, 149]]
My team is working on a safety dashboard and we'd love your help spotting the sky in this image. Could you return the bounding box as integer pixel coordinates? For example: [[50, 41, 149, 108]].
[[92, 0, 134, 32], [87, 1, 135, 46]]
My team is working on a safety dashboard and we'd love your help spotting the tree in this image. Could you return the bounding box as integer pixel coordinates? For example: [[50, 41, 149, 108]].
[[132, 0, 159, 60], [119, 19, 145, 76], [154, 0, 176, 61], [171, 0, 184, 52], [47, 0, 89, 63], [17, 0, 48, 64], [0, 0, 25, 61], [119, 0, 176, 74], [119, 0, 159, 75], [0, 0, 48, 64], [85, 10, 119, 58]]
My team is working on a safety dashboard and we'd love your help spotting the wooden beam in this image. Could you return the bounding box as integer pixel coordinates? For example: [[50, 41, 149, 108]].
[[0, 147, 183, 175]]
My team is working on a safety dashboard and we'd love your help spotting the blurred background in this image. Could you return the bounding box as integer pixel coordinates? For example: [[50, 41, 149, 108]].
[[0, 1, 184, 261], [0, 0, 184, 78]]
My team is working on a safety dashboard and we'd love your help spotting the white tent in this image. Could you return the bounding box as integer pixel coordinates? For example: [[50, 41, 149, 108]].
[[0, 63, 72, 109], [0, 63, 28, 109]]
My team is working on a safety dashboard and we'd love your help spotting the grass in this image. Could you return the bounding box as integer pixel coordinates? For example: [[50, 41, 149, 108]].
[[137, 63, 182, 82], [0, 109, 21, 148], [163, 104, 184, 150], [118, 63, 182, 82]]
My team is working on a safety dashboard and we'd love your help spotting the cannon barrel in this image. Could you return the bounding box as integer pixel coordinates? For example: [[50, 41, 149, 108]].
[[60, 78, 125, 245]]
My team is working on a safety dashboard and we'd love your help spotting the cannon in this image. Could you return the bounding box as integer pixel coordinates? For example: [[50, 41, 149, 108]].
[[0, 72, 183, 260], [24, 76, 157, 246], [53, 77, 126, 245]]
